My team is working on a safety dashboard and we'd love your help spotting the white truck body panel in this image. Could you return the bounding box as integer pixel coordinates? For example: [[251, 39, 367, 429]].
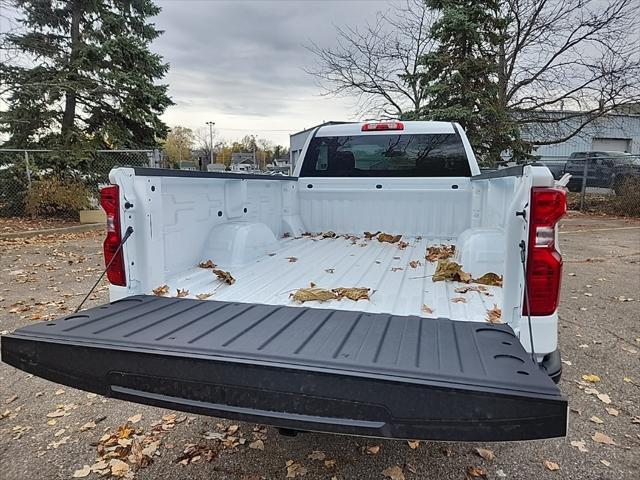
[[108, 121, 559, 358]]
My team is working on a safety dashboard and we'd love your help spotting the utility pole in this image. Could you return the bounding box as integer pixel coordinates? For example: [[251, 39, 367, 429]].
[[206, 121, 215, 165]]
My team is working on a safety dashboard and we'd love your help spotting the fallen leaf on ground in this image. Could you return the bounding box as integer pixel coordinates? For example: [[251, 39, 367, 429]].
[[198, 260, 216, 269], [196, 293, 212, 300], [285, 460, 308, 478], [365, 445, 381, 455], [286, 257, 298, 263], [474, 447, 495, 461], [421, 304, 434, 315], [409, 260, 421, 269], [486, 305, 502, 324], [466, 465, 486, 478], [596, 393, 612, 404], [324, 459, 336, 468], [153, 284, 169, 296], [308, 450, 326, 460], [407, 440, 420, 449], [46, 409, 66, 418], [290, 287, 337, 303], [599, 459, 611, 467], [382, 465, 405, 480], [433, 260, 471, 283], [590, 416, 604, 424], [451, 297, 467, 303], [426, 244, 456, 262], [605, 407, 619, 417], [249, 439, 264, 450], [128, 414, 142, 424], [582, 374, 601, 383], [592, 432, 616, 445], [110, 459, 129, 477], [176, 288, 189, 298], [332, 287, 370, 301], [544, 459, 560, 471], [570, 440, 588, 452], [472, 273, 503, 287], [4, 395, 18, 404], [378, 233, 402, 244], [72, 466, 91, 478], [54, 389, 65, 395], [79, 421, 96, 431], [213, 269, 235, 285]]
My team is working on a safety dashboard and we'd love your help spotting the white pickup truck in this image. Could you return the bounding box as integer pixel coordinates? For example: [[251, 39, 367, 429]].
[[2, 121, 568, 441]]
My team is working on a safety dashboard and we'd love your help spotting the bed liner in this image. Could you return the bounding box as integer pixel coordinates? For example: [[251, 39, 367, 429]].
[[1, 295, 567, 441], [162, 235, 502, 321]]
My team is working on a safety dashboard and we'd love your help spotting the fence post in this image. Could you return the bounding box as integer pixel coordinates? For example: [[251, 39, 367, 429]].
[[579, 157, 589, 211], [24, 150, 32, 189]]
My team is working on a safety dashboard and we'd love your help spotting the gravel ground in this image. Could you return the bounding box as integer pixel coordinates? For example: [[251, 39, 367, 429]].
[[0, 213, 638, 480]]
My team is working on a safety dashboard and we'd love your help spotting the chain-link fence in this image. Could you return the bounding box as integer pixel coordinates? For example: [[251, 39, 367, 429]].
[[0, 149, 160, 217], [538, 153, 640, 216]]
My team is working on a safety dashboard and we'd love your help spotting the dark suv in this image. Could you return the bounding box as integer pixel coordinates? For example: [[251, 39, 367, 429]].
[[563, 151, 640, 194]]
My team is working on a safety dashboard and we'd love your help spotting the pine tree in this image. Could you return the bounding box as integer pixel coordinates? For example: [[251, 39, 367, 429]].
[[0, 0, 173, 155], [407, 0, 530, 165]]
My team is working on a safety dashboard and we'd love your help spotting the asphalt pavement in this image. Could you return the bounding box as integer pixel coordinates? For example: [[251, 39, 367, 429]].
[[0, 213, 638, 480]]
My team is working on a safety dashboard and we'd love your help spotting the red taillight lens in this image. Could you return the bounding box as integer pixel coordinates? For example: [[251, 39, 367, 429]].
[[361, 121, 404, 131], [100, 185, 126, 286], [524, 187, 566, 316]]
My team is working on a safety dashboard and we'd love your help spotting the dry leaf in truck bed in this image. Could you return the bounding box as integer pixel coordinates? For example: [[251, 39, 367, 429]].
[[409, 260, 422, 269], [321, 231, 337, 238], [425, 244, 456, 262], [176, 289, 189, 298], [152, 284, 169, 296], [378, 233, 402, 243], [332, 287, 370, 301], [451, 297, 467, 303], [398, 241, 409, 250], [455, 285, 490, 295], [364, 231, 381, 239], [486, 305, 502, 324], [213, 269, 235, 285], [196, 293, 213, 300], [432, 260, 472, 283], [472, 272, 503, 287], [198, 260, 216, 269], [290, 288, 338, 303], [421, 304, 434, 315]]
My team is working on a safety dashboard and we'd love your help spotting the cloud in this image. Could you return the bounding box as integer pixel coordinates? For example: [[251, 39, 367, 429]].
[[154, 0, 388, 144]]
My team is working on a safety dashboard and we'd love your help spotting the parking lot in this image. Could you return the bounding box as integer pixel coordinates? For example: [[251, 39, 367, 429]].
[[1, 213, 639, 480]]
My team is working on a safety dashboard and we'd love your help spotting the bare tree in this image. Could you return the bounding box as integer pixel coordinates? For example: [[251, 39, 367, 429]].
[[501, 0, 640, 145], [193, 126, 217, 161], [305, 0, 436, 118], [308, 0, 640, 146]]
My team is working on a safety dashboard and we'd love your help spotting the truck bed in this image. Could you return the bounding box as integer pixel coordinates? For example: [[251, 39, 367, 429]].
[[160, 235, 502, 320], [2, 295, 567, 441]]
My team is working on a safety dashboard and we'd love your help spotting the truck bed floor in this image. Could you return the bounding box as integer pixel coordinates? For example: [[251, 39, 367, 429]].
[[162, 235, 501, 320]]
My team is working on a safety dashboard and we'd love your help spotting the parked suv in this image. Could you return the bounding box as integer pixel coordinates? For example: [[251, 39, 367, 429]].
[[564, 151, 640, 194]]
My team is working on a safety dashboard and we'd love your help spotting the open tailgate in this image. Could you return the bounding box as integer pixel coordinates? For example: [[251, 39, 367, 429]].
[[1, 295, 567, 441]]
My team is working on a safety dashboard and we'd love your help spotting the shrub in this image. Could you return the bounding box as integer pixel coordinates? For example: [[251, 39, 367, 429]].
[[25, 178, 91, 219], [0, 163, 31, 216], [566, 176, 640, 217]]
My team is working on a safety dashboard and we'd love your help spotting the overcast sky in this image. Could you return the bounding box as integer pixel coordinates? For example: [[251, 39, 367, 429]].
[[154, 0, 390, 146]]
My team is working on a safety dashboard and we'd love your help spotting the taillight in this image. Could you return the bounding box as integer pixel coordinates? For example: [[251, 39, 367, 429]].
[[100, 185, 126, 286], [361, 121, 404, 131], [524, 187, 566, 316]]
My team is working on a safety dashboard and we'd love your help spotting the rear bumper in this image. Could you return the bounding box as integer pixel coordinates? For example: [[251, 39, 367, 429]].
[[1, 296, 568, 442]]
